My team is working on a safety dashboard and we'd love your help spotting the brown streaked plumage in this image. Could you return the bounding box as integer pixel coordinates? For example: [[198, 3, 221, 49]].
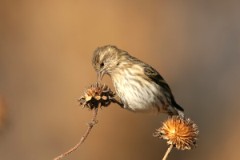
[[92, 45, 184, 116]]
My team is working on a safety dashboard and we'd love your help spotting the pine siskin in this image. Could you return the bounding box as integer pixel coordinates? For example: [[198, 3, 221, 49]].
[[92, 45, 184, 116]]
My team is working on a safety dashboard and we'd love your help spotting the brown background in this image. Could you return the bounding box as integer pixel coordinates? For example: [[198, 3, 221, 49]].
[[1, 1, 240, 160]]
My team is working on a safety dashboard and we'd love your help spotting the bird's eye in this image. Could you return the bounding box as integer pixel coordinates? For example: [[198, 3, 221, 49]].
[[100, 62, 104, 68]]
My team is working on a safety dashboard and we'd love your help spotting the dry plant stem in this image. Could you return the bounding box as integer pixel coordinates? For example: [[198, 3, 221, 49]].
[[162, 144, 173, 160], [53, 108, 99, 160]]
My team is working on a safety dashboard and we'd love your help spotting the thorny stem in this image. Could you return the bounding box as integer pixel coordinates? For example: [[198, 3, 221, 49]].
[[162, 144, 173, 160], [53, 108, 99, 160]]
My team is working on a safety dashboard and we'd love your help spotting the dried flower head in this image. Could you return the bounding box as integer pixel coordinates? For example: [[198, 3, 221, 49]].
[[79, 83, 118, 109], [154, 116, 199, 150]]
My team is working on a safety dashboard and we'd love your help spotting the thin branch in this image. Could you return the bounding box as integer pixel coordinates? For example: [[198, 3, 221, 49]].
[[162, 144, 173, 160], [53, 108, 99, 160]]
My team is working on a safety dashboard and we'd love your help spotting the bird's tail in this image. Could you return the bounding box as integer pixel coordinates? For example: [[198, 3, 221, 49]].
[[172, 99, 185, 118], [175, 106, 185, 118]]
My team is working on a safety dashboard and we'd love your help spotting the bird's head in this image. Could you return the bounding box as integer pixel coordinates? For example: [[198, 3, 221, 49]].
[[92, 45, 123, 80]]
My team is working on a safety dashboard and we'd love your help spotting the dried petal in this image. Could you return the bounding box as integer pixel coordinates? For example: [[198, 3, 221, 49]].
[[85, 95, 92, 102], [95, 96, 101, 100], [101, 96, 107, 100]]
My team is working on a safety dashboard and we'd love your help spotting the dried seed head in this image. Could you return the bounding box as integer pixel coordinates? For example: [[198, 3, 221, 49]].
[[154, 116, 199, 150], [79, 83, 116, 109]]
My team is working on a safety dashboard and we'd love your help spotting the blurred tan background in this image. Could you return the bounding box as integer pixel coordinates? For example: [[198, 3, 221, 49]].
[[1, 0, 240, 160]]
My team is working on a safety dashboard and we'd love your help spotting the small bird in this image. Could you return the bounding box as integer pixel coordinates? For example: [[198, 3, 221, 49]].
[[92, 45, 184, 117]]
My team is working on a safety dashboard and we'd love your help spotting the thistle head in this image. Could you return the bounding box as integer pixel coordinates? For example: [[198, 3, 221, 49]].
[[92, 45, 126, 80], [154, 116, 199, 150], [79, 83, 116, 109]]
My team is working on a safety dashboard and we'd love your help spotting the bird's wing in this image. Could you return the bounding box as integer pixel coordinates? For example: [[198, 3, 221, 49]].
[[144, 66, 171, 93], [144, 66, 184, 112]]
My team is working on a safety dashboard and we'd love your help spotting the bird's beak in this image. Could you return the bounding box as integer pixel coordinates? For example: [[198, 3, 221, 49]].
[[97, 70, 105, 81]]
